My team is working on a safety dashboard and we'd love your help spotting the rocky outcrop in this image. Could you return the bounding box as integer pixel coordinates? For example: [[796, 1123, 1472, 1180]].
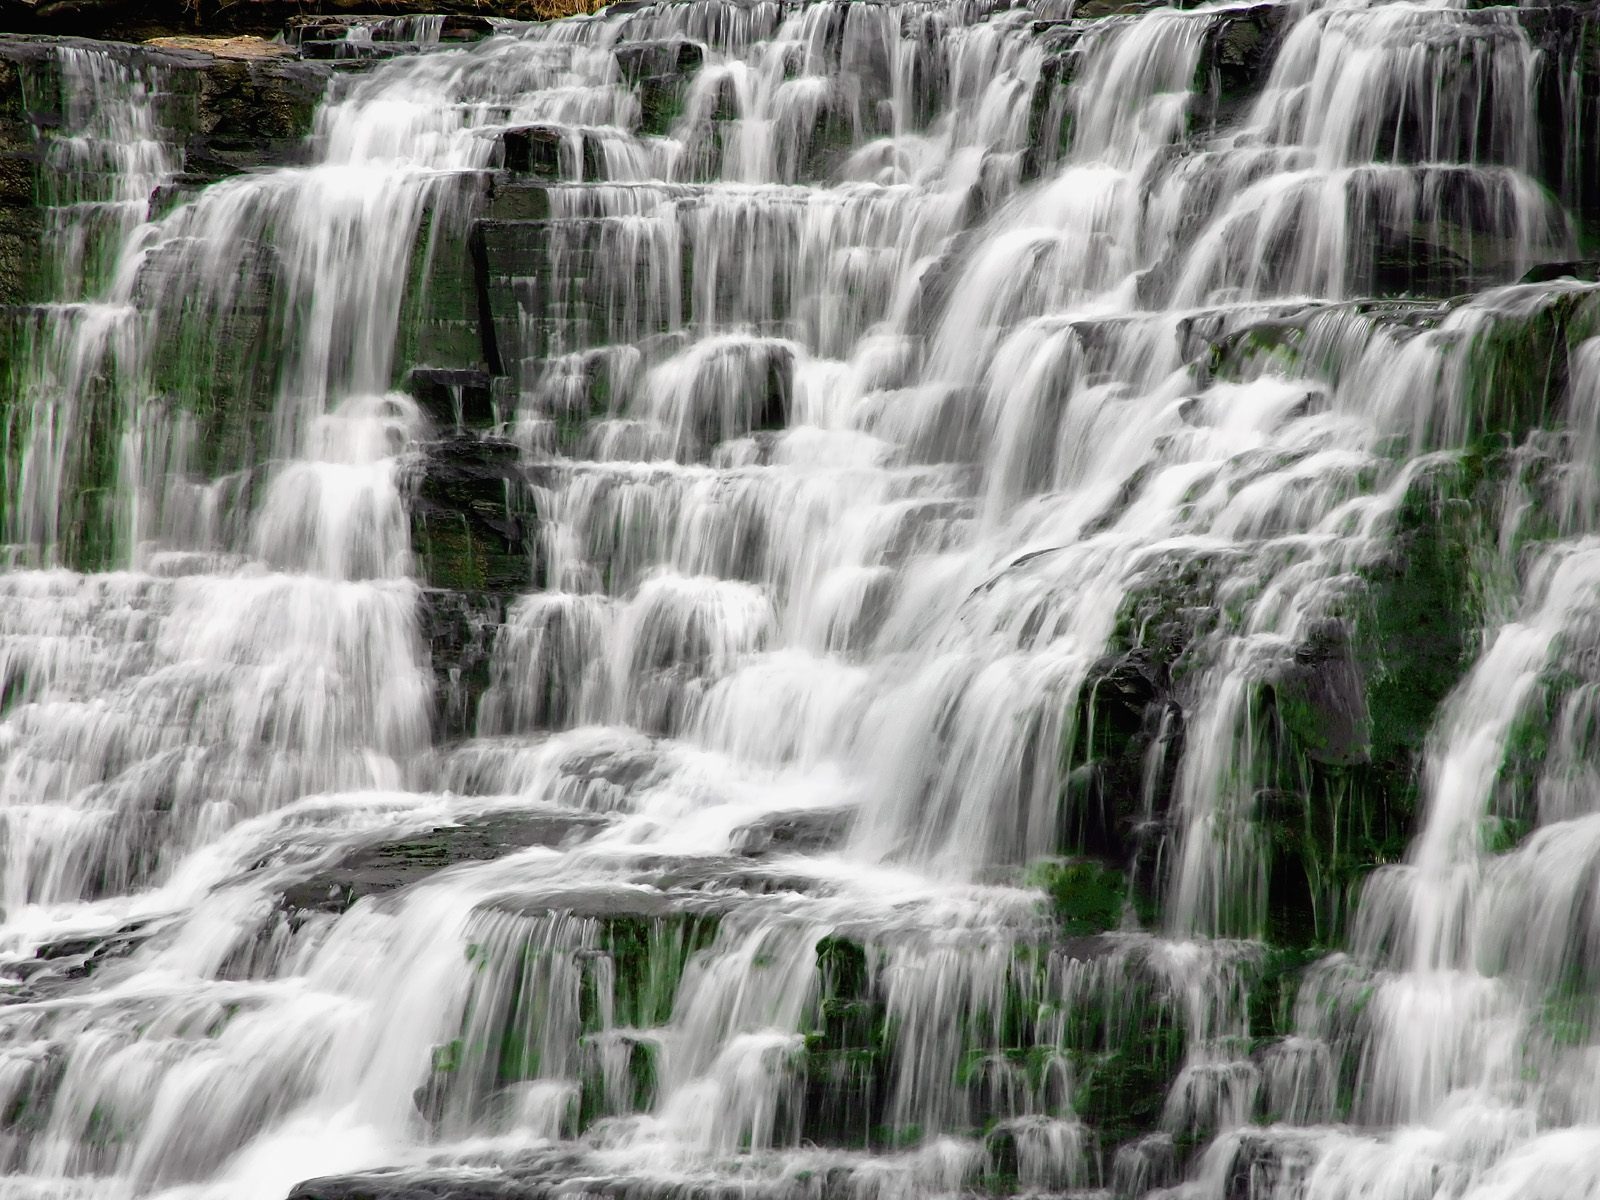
[[409, 433, 535, 592], [0, 0, 600, 41], [0, 32, 329, 306], [278, 811, 613, 916], [0, 918, 160, 1000]]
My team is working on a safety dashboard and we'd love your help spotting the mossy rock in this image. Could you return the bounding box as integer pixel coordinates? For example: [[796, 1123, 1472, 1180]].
[[1267, 619, 1371, 769], [410, 435, 535, 591], [1458, 288, 1600, 444], [1029, 859, 1127, 936], [1255, 459, 1483, 946], [0, 204, 43, 304], [1071, 1012, 1185, 1150]]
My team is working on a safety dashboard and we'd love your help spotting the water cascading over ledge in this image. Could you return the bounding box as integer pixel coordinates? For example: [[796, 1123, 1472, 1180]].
[[3, 1, 1600, 1198]]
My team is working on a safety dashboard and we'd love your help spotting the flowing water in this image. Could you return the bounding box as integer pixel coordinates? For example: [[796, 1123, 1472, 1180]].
[[2, 1, 1600, 1198]]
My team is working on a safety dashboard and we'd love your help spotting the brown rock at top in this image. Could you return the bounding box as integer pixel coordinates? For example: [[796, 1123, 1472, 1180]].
[[144, 33, 297, 58]]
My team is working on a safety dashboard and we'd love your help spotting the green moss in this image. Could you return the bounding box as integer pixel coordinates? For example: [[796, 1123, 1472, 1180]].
[[1246, 945, 1323, 1044], [797, 936, 892, 1148], [396, 202, 488, 377], [870, 1122, 924, 1149], [590, 913, 720, 1031], [637, 77, 683, 138], [1255, 455, 1486, 947], [1029, 860, 1126, 935], [414, 515, 489, 591], [1207, 322, 1306, 383], [1071, 1020, 1184, 1147], [431, 1038, 463, 1074], [1456, 290, 1600, 446], [1539, 989, 1598, 1048]]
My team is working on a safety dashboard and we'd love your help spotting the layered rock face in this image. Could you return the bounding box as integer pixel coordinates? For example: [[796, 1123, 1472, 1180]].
[[0, 0, 602, 39], [4, 4, 1600, 1200]]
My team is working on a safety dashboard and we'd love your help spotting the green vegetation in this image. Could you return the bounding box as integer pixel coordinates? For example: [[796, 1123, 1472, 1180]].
[[1028, 859, 1127, 935]]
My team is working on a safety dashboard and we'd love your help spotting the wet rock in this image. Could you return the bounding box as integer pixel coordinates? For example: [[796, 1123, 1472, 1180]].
[[485, 884, 730, 922], [471, 208, 681, 376], [392, 170, 495, 376], [635, 72, 683, 137], [482, 177, 551, 222], [408, 434, 535, 592], [177, 49, 329, 177], [1269, 619, 1372, 768], [729, 807, 853, 856], [617, 41, 703, 137], [0, 1, 598, 41], [417, 587, 504, 740], [646, 856, 828, 897], [1520, 1, 1600, 235], [1204, 4, 1281, 124], [287, 14, 490, 57], [1066, 0, 1163, 17], [498, 123, 563, 176], [1218, 1128, 1322, 1200], [613, 38, 702, 82], [2, 919, 160, 1000], [1182, 305, 1316, 374], [291, 1168, 540, 1200], [1460, 286, 1599, 441], [0, 202, 40, 305], [408, 367, 496, 432], [1370, 230, 1475, 299], [292, 1158, 777, 1200], [0, 40, 49, 303], [1520, 259, 1600, 285], [0, 32, 327, 210], [279, 810, 612, 916], [1258, 462, 1481, 946], [1064, 647, 1184, 907]]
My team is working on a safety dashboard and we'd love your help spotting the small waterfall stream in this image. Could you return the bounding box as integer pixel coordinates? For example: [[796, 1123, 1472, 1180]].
[[3, 2, 1600, 1198]]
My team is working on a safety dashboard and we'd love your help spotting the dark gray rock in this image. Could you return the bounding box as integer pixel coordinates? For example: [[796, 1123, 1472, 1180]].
[[280, 810, 613, 916], [408, 367, 497, 432], [612, 37, 702, 82], [1271, 618, 1372, 768], [408, 433, 535, 592], [729, 807, 853, 856], [418, 587, 505, 740]]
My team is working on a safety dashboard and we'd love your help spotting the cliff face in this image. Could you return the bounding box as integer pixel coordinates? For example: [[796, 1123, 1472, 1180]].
[[0, 0, 604, 39]]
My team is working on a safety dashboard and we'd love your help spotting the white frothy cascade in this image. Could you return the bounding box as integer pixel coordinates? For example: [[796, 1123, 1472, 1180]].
[[1, 3, 1599, 1200]]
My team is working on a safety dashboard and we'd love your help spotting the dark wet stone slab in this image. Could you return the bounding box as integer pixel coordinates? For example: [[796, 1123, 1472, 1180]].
[[280, 810, 613, 915]]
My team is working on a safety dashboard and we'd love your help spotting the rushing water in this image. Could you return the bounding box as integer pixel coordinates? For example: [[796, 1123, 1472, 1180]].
[[2, 1, 1600, 1198]]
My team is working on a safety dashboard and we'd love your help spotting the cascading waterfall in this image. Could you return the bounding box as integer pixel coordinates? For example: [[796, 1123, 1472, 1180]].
[[3, 1, 1600, 1199]]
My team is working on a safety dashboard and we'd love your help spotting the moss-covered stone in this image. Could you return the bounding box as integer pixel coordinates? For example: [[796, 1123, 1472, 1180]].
[[795, 936, 892, 1148], [1029, 860, 1127, 935], [1257, 459, 1483, 946], [409, 434, 535, 591], [1458, 289, 1600, 444]]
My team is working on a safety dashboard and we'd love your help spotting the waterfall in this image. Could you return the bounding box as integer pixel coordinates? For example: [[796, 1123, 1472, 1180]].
[[2, 1, 1600, 1199]]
